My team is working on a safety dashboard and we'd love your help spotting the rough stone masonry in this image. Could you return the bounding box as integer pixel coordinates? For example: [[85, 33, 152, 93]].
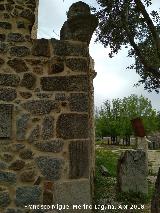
[[0, 0, 98, 212]]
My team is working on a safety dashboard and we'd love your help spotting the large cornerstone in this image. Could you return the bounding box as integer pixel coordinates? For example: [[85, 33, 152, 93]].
[[0, 1, 98, 212]]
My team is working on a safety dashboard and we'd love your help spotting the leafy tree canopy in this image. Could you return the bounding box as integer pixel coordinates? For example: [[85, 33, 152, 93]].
[[95, 94, 159, 138], [94, 0, 160, 92]]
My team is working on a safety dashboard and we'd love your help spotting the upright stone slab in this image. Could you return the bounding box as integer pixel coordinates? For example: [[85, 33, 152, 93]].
[[0, 105, 13, 139], [69, 140, 89, 178], [151, 168, 160, 213], [117, 150, 148, 194], [53, 179, 91, 213]]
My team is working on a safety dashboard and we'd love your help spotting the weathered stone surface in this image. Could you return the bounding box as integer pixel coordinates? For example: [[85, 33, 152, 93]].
[[61, 101, 68, 108], [32, 39, 50, 57], [43, 190, 53, 205], [51, 39, 89, 57], [0, 186, 7, 191], [0, 145, 12, 152], [0, 42, 7, 53], [7, 58, 28, 73], [22, 100, 60, 115], [35, 139, 64, 153], [100, 165, 111, 177], [53, 179, 91, 210], [20, 169, 35, 182], [28, 125, 40, 143], [35, 156, 64, 181], [33, 66, 43, 75], [5, 4, 14, 12], [69, 140, 89, 178], [2, 153, 13, 162], [60, 2, 98, 44], [20, 73, 36, 89], [69, 93, 88, 112], [32, 117, 41, 122], [66, 58, 89, 72], [117, 150, 148, 194], [17, 21, 25, 29], [0, 161, 7, 170], [9, 160, 25, 171], [12, 144, 25, 152], [3, 13, 10, 19], [0, 34, 6, 41], [57, 113, 88, 139], [19, 149, 33, 159], [36, 92, 51, 99], [10, 46, 30, 57], [0, 171, 16, 184], [7, 33, 25, 42], [41, 75, 88, 92], [61, 16, 98, 44], [25, 59, 42, 65], [0, 74, 20, 87], [67, 1, 90, 18], [0, 88, 17, 101], [25, 35, 31, 42], [16, 114, 29, 140], [19, 92, 32, 99], [0, 4, 5, 11], [49, 57, 64, 74], [42, 116, 54, 139], [0, 58, 5, 66], [16, 186, 41, 207], [151, 168, 160, 213], [0, 22, 11, 29], [0, 104, 13, 138], [55, 93, 66, 101], [0, 191, 11, 207], [4, 209, 23, 213], [19, 9, 35, 22], [43, 181, 53, 205]]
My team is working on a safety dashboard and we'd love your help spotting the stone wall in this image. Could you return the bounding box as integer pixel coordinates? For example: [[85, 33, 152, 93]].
[[0, 1, 98, 212]]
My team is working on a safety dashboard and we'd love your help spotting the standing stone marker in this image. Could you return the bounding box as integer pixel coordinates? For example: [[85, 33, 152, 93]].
[[151, 168, 160, 213], [117, 150, 148, 194], [0, 104, 13, 139]]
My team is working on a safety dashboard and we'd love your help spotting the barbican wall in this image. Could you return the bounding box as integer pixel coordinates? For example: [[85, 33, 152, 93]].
[[0, 0, 98, 212]]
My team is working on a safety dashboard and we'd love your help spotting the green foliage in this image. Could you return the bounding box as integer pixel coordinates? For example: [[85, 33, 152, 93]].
[[94, 148, 119, 201], [117, 184, 154, 204], [96, 149, 119, 177], [94, 0, 160, 92], [95, 94, 159, 138]]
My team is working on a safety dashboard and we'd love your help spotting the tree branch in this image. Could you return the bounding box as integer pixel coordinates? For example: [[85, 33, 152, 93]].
[[121, 2, 160, 79], [135, 0, 160, 58]]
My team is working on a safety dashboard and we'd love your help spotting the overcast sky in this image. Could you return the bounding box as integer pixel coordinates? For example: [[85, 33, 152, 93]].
[[38, 0, 160, 110]]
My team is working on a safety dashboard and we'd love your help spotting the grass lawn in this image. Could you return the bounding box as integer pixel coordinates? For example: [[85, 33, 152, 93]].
[[93, 143, 155, 212]]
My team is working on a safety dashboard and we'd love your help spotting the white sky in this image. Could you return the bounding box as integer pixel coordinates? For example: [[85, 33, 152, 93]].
[[38, 0, 160, 110]]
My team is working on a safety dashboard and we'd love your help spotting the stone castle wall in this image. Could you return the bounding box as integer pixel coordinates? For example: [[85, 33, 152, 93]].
[[0, 0, 97, 212]]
